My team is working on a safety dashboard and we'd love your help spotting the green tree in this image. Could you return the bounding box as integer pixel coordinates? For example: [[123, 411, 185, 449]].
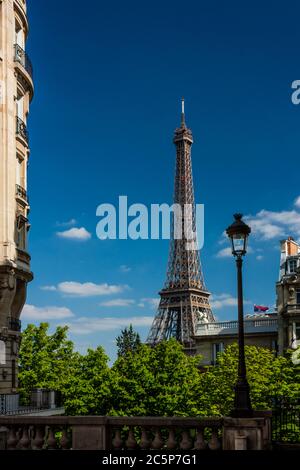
[[18, 323, 76, 404], [110, 340, 300, 418], [116, 324, 141, 357], [198, 343, 300, 416], [62, 346, 112, 415], [19, 324, 300, 421], [110, 339, 204, 416]]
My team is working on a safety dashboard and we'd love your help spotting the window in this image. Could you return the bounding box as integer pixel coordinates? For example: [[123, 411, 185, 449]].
[[289, 259, 298, 273], [212, 342, 224, 364], [12, 360, 16, 389], [15, 21, 24, 49], [271, 339, 278, 356], [292, 322, 300, 349], [16, 215, 28, 251], [16, 155, 26, 188], [16, 95, 24, 121], [297, 289, 300, 305], [295, 323, 300, 341], [0, 341, 6, 365], [16, 157, 21, 186]]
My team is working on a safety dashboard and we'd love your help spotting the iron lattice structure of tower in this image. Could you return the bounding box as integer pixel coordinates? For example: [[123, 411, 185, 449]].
[[147, 101, 214, 351]]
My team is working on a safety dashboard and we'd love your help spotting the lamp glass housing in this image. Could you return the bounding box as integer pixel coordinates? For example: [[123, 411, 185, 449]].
[[231, 233, 248, 256], [226, 214, 251, 258]]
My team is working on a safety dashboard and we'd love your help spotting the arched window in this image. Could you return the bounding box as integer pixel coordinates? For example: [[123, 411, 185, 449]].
[[0, 341, 6, 365]]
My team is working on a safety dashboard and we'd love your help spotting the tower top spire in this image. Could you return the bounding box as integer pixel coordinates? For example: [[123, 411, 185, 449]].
[[174, 97, 193, 143], [181, 97, 185, 127]]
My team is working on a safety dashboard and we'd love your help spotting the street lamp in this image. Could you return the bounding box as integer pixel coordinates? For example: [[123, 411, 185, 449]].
[[226, 213, 253, 418]]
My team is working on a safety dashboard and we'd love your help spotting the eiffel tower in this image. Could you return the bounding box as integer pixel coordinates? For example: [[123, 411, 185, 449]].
[[147, 100, 214, 352]]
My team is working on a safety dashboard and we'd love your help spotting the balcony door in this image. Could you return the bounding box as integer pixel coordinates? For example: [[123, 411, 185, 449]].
[[15, 22, 25, 49], [16, 95, 24, 121]]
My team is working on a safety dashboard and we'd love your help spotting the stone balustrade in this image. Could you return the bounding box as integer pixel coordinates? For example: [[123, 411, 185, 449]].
[[0, 414, 272, 450], [0, 416, 223, 450], [196, 318, 278, 336], [109, 417, 222, 450]]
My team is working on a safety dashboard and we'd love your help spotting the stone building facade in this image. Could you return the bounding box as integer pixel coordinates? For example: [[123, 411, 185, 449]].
[[0, 0, 33, 393], [194, 315, 278, 365], [194, 237, 300, 365], [277, 237, 300, 354]]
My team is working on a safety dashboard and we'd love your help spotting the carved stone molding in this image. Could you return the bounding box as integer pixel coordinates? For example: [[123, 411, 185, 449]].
[[0, 268, 17, 322]]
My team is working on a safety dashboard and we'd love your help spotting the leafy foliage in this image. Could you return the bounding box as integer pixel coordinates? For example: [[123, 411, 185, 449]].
[[18, 325, 300, 422], [198, 343, 300, 416], [18, 323, 76, 404], [110, 339, 204, 416], [62, 347, 112, 415], [116, 324, 141, 357]]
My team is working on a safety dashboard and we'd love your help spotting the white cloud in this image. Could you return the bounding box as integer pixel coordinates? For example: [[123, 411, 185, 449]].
[[218, 232, 228, 245], [216, 246, 254, 258], [57, 281, 128, 297], [22, 304, 75, 320], [99, 299, 135, 307], [67, 316, 153, 335], [245, 209, 300, 241], [120, 265, 131, 273], [294, 196, 300, 208], [139, 298, 160, 309], [217, 200, 300, 253], [256, 255, 263, 261], [40, 285, 57, 292], [216, 247, 232, 258], [56, 227, 91, 241], [55, 219, 77, 228], [211, 294, 251, 310]]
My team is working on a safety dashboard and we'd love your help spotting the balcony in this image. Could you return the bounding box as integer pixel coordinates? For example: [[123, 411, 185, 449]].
[[16, 117, 29, 143], [16, 184, 28, 204], [14, 44, 33, 80], [13, 2, 29, 34], [16, 0, 26, 6], [285, 303, 300, 312], [0, 391, 63, 416], [16, 248, 31, 267], [15, 0, 27, 14], [7, 317, 21, 333], [196, 317, 278, 337]]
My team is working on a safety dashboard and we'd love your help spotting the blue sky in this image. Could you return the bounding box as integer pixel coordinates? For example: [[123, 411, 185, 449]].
[[23, 0, 300, 360]]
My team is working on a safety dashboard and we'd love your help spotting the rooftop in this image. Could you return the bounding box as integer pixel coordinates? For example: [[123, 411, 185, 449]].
[[195, 314, 278, 337]]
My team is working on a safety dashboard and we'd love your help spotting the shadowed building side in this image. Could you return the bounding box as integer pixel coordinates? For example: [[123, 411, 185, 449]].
[[0, 0, 33, 393], [277, 237, 300, 354]]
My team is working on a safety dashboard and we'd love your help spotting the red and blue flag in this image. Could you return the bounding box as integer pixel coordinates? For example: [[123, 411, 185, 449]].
[[254, 305, 269, 312]]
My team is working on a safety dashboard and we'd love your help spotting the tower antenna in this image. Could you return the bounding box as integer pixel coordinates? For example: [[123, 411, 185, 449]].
[[181, 97, 185, 126]]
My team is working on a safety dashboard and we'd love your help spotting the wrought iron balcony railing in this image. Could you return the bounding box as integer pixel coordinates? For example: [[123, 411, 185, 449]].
[[16, 117, 29, 143], [14, 44, 33, 79], [0, 391, 62, 416], [0, 394, 19, 415], [7, 317, 21, 332], [16, 184, 28, 203]]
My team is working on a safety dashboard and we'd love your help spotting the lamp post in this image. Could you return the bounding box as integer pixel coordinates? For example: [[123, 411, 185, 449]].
[[226, 213, 253, 418]]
